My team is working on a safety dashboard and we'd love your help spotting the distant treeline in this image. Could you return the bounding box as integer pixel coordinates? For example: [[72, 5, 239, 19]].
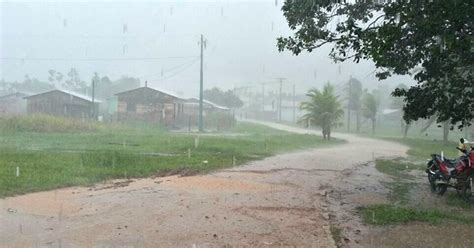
[[1, 68, 140, 100]]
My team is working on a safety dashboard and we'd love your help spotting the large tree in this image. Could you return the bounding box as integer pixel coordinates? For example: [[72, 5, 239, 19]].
[[300, 82, 344, 140], [391, 83, 411, 137], [362, 90, 378, 134], [345, 77, 363, 132], [277, 0, 473, 129], [204, 87, 243, 109]]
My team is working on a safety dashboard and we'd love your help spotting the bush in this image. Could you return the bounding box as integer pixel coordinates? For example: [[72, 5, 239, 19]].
[[0, 114, 103, 133]]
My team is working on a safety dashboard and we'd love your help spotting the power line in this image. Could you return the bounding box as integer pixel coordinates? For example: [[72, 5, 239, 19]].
[[137, 57, 199, 78], [146, 58, 199, 82], [0, 55, 199, 62]]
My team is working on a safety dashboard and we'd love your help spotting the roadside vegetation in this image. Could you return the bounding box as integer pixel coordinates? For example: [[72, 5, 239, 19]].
[[359, 158, 474, 226], [0, 115, 341, 198]]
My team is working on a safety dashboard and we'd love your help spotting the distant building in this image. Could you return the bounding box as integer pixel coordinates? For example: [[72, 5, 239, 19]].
[[0, 92, 30, 116], [181, 98, 232, 130], [114, 86, 185, 126], [183, 98, 230, 116], [24, 89, 100, 119]]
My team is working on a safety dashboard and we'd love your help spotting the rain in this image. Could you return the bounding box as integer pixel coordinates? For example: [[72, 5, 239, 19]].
[[0, 1, 473, 247]]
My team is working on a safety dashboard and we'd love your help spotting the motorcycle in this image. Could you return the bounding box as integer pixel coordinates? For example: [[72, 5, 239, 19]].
[[427, 146, 474, 202]]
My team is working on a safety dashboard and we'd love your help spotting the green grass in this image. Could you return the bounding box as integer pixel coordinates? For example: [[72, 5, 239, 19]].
[[359, 204, 474, 225], [386, 138, 458, 160], [375, 159, 422, 179], [372, 158, 474, 226], [446, 192, 473, 209], [0, 121, 342, 198], [329, 225, 343, 248], [384, 182, 416, 204]]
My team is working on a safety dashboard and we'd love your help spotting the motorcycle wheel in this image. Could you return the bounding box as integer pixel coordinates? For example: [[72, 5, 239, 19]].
[[460, 176, 474, 203], [432, 173, 448, 195], [434, 183, 448, 195], [429, 175, 437, 192]]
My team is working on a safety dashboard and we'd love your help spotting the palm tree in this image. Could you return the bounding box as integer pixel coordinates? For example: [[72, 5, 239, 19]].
[[362, 91, 378, 134], [300, 83, 344, 140]]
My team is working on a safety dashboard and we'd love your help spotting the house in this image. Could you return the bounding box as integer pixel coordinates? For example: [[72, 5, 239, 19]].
[[179, 98, 232, 130], [0, 92, 30, 116], [24, 89, 100, 119], [183, 98, 230, 116], [114, 86, 185, 126]]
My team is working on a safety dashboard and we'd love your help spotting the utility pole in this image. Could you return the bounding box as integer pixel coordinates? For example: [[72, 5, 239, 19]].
[[199, 34, 204, 132], [261, 83, 265, 112], [347, 78, 352, 131], [276, 77, 285, 122], [91, 79, 95, 120], [293, 84, 296, 123]]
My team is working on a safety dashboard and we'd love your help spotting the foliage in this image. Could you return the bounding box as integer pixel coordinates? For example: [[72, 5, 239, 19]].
[[64, 68, 87, 92], [346, 77, 363, 111], [0, 114, 107, 133], [390, 83, 408, 109], [4, 75, 53, 94], [362, 91, 378, 133], [204, 87, 243, 108], [277, 0, 473, 129], [300, 82, 344, 139], [345, 77, 363, 132]]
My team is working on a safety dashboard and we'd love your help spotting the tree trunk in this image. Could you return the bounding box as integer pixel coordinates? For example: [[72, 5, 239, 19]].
[[443, 121, 449, 144], [403, 123, 410, 138], [347, 109, 351, 131], [372, 118, 376, 134], [356, 110, 360, 133], [328, 129, 331, 140], [400, 119, 405, 135]]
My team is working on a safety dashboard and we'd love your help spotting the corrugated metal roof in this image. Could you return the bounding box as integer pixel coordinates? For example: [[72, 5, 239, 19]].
[[115, 86, 183, 99], [186, 97, 230, 110], [25, 89, 102, 103]]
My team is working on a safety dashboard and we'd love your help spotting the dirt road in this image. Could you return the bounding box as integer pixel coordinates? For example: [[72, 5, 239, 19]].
[[0, 121, 408, 247]]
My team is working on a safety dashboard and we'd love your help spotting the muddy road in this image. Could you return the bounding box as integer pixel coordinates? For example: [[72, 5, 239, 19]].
[[0, 121, 408, 247]]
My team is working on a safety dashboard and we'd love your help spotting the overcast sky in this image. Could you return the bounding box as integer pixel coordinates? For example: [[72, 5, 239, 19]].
[[1, 0, 414, 96]]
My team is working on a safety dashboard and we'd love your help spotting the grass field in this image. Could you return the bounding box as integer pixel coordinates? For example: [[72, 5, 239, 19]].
[[0, 116, 342, 198]]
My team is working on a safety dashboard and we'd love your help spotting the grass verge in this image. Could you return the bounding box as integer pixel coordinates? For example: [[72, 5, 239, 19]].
[[359, 204, 474, 225], [0, 121, 342, 198], [367, 158, 473, 225]]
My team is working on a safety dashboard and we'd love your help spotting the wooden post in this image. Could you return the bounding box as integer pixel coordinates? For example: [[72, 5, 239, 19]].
[[194, 136, 199, 148]]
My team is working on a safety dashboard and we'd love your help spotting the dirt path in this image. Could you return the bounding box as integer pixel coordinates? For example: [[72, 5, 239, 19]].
[[0, 121, 408, 247]]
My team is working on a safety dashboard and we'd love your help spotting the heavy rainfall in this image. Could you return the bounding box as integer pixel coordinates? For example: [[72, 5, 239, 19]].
[[0, 0, 473, 247]]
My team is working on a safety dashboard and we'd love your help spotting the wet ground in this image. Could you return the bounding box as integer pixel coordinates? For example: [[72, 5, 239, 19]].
[[0, 121, 409, 247], [323, 156, 474, 248]]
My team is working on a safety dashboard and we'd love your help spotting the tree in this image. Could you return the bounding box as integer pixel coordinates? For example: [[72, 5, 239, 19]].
[[48, 69, 56, 85], [391, 83, 410, 137], [300, 82, 344, 140], [204, 87, 243, 109], [277, 1, 473, 129], [345, 77, 363, 132], [362, 90, 378, 134], [64, 68, 86, 91]]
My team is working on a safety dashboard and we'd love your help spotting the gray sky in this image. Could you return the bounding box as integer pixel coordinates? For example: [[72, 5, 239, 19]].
[[1, 0, 413, 96]]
